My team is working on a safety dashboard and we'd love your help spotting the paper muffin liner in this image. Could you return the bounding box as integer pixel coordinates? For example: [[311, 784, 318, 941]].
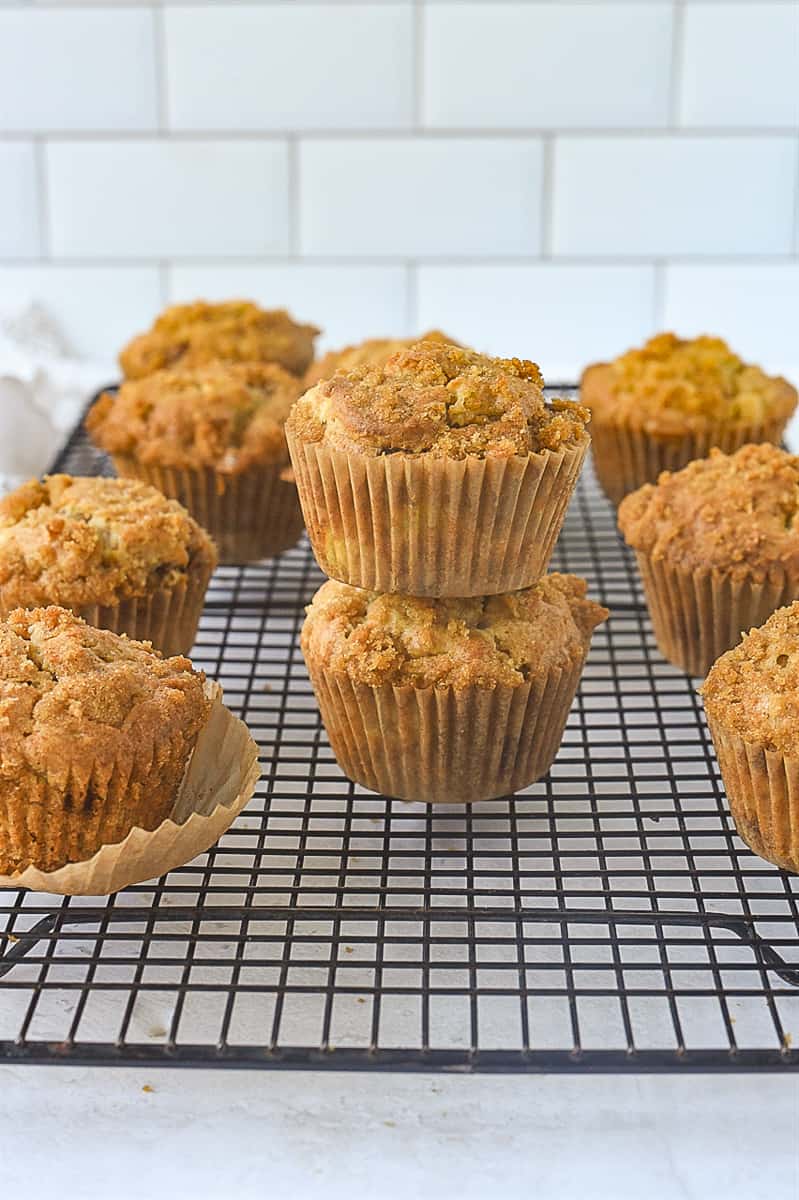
[[0, 683, 260, 895], [591, 416, 790, 506], [306, 657, 585, 804], [634, 552, 799, 678], [706, 716, 799, 873], [286, 432, 589, 597], [112, 456, 305, 565]]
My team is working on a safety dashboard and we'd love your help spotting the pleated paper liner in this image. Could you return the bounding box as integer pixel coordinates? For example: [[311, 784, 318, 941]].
[[111, 456, 305, 565], [0, 683, 260, 895], [306, 657, 585, 804], [286, 432, 589, 597], [706, 716, 799, 873], [634, 552, 799, 678], [591, 415, 790, 506]]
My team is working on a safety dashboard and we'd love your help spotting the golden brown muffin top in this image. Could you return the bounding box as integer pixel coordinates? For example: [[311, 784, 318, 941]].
[[289, 341, 589, 459], [0, 605, 209, 784], [618, 444, 799, 577], [581, 333, 796, 435], [87, 361, 302, 473], [304, 330, 458, 388], [0, 475, 217, 610], [301, 574, 608, 690], [119, 300, 319, 380], [702, 601, 799, 755]]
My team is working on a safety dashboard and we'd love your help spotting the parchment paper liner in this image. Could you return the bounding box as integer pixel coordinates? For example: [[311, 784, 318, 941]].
[[0, 552, 213, 658], [306, 657, 586, 804], [591, 416, 789, 506], [705, 716, 799, 873], [634, 552, 799, 677], [287, 432, 589, 597], [0, 683, 260, 895], [111, 455, 304, 565]]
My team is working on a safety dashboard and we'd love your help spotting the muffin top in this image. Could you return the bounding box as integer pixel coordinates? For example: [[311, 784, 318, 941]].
[[702, 601, 799, 755], [119, 300, 319, 380], [0, 475, 217, 610], [581, 333, 796, 435], [290, 341, 589, 460], [302, 574, 608, 690], [0, 605, 209, 783], [87, 361, 302, 473], [304, 330, 458, 388], [618, 444, 799, 577]]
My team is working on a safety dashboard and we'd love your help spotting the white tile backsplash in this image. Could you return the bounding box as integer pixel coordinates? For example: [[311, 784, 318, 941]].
[[424, 3, 673, 129], [0, 1, 796, 373], [552, 136, 798, 257], [0, 10, 158, 132], [300, 138, 543, 256]]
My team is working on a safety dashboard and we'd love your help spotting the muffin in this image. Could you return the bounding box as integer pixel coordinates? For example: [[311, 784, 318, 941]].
[[301, 574, 608, 803], [619, 444, 799, 677], [0, 475, 216, 656], [119, 300, 319, 380], [287, 341, 590, 597], [86, 361, 305, 564], [702, 602, 799, 872], [0, 606, 209, 874], [304, 330, 457, 388], [581, 333, 797, 505]]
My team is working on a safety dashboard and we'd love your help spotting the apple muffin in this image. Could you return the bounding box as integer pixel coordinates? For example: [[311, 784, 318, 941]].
[[581, 333, 796, 504], [0, 605, 209, 874], [702, 601, 799, 873], [287, 340, 590, 596], [0, 475, 216, 656], [119, 300, 319, 380], [301, 573, 608, 803], [87, 361, 305, 563], [304, 330, 457, 388]]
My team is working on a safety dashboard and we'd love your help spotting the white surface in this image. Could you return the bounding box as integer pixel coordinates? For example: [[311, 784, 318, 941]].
[[0, 144, 40, 259], [0, 1066, 796, 1200]]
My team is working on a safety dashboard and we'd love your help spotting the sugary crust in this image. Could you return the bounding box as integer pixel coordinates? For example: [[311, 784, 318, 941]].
[[0, 606, 209, 786], [87, 361, 302, 473], [119, 300, 319, 379], [303, 331, 458, 388], [581, 333, 797, 435], [289, 341, 589, 460], [618, 444, 799, 577], [0, 475, 217, 609], [301, 574, 608, 690], [702, 601, 799, 756]]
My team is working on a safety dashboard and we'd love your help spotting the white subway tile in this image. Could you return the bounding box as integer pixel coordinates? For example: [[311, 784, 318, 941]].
[[663, 264, 799, 373], [552, 136, 798, 256], [47, 141, 290, 258], [0, 266, 162, 361], [166, 5, 413, 131], [300, 138, 543, 256], [424, 3, 672, 129], [0, 11, 157, 132], [416, 264, 656, 378], [680, 4, 799, 128], [168, 263, 409, 350], [0, 143, 39, 258]]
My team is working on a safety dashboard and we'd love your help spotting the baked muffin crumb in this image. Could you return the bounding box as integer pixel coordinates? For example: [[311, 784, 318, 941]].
[[304, 330, 458, 388]]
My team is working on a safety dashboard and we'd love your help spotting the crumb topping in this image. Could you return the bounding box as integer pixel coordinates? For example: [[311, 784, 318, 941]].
[[0, 605, 209, 781], [304, 330, 459, 388], [119, 300, 319, 379], [0, 475, 217, 609], [581, 333, 796, 434], [301, 574, 608, 689], [702, 601, 799, 756], [289, 341, 589, 459], [87, 361, 302, 472], [618, 444, 799, 577]]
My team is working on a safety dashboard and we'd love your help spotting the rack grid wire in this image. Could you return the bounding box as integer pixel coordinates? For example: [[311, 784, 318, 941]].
[[1, 395, 798, 1073]]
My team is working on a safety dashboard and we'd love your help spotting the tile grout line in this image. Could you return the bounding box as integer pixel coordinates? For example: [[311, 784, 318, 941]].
[[540, 135, 554, 258], [405, 261, 418, 332], [33, 138, 50, 259], [413, 0, 424, 131], [668, 0, 686, 129], [288, 136, 299, 258], [652, 260, 666, 328], [152, 3, 169, 134]]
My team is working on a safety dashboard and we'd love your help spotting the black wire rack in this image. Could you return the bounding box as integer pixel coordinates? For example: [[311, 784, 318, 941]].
[[1, 396, 798, 1073]]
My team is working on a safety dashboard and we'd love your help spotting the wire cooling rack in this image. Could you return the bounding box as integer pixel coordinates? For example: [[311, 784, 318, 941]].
[[1, 397, 798, 1072]]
